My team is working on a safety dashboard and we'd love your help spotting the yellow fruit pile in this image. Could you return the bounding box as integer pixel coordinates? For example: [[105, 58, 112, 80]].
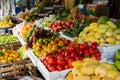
[[0, 49, 22, 63], [0, 20, 14, 28], [66, 58, 120, 80], [32, 38, 66, 58], [79, 21, 120, 46], [20, 24, 32, 38]]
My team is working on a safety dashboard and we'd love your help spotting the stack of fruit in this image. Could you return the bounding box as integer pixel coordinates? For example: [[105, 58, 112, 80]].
[[0, 49, 22, 63], [0, 15, 22, 28], [0, 35, 18, 44], [26, 28, 58, 48], [20, 23, 33, 38], [19, 12, 37, 22], [0, 20, 14, 28], [49, 20, 75, 32], [66, 58, 120, 80], [63, 21, 92, 38], [41, 41, 101, 72], [79, 16, 120, 46], [35, 15, 56, 28]]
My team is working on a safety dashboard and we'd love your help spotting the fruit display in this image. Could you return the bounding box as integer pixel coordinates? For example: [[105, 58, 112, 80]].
[[24, 13, 37, 22], [49, 20, 75, 32], [63, 21, 92, 38], [32, 37, 67, 58], [66, 58, 120, 80], [0, 20, 14, 28], [0, 15, 22, 28], [26, 28, 58, 48], [20, 23, 33, 38], [35, 15, 56, 28], [0, 35, 18, 44], [79, 16, 120, 46], [18, 12, 37, 22], [41, 41, 101, 72], [0, 49, 22, 63]]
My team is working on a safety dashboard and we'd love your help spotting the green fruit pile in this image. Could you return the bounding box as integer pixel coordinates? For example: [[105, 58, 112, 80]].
[[66, 58, 120, 80], [0, 35, 18, 44], [24, 13, 37, 22], [63, 21, 92, 38]]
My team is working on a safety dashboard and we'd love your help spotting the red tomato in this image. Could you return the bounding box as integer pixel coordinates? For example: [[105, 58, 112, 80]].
[[71, 52, 78, 58], [48, 66, 57, 72], [64, 64, 69, 69], [57, 65, 64, 71], [64, 51, 71, 57], [68, 59, 75, 68], [91, 54, 101, 61], [79, 44, 86, 50], [66, 46, 75, 52], [56, 38, 62, 42], [48, 57, 57, 65], [56, 54, 64, 59], [75, 56, 82, 60], [77, 49, 84, 56], [89, 48, 95, 54], [94, 49, 101, 54], [57, 58, 66, 65], [65, 56, 71, 61], [91, 42, 98, 49], [58, 49, 64, 53], [64, 40, 71, 45], [84, 49, 90, 57], [83, 42, 89, 49], [45, 54, 53, 61]]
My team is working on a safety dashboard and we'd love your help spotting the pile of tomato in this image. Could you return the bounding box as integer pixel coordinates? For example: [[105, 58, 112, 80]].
[[41, 42, 101, 72]]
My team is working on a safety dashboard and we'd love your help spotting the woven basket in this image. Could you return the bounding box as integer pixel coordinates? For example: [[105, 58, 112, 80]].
[[0, 58, 38, 80]]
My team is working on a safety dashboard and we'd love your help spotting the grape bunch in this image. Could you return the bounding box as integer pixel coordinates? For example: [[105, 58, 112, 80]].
[[26, 28, 58, 48]]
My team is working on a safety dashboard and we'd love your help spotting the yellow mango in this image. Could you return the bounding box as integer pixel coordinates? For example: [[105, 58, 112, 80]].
[[106, 37, 116, 43], [107, 21, 117, 29], [83, 26, 90, 32], [105, 31, 114, 37], [94, 33, 102, 39], [98, 28, 107, 33], [99, 24, 109, 29], [116, 35, 120, 40], [90, 22, 98, 27], [100, 38, 106, 43], [116, 41, 120, 45]]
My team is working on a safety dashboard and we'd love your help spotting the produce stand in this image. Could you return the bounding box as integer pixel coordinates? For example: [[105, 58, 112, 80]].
[[1, 0, 120, 80]]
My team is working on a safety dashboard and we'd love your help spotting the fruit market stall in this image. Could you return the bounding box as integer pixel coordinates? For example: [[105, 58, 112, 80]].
[[12, 12, 120, 80], [1, 0, 120, 80]]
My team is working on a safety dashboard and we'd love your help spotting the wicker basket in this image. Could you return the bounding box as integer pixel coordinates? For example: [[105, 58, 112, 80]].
[[0, 58, 38, 80]]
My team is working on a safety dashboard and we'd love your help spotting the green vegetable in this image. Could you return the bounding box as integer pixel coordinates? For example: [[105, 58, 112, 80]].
[[97, 16, 109, 24]]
